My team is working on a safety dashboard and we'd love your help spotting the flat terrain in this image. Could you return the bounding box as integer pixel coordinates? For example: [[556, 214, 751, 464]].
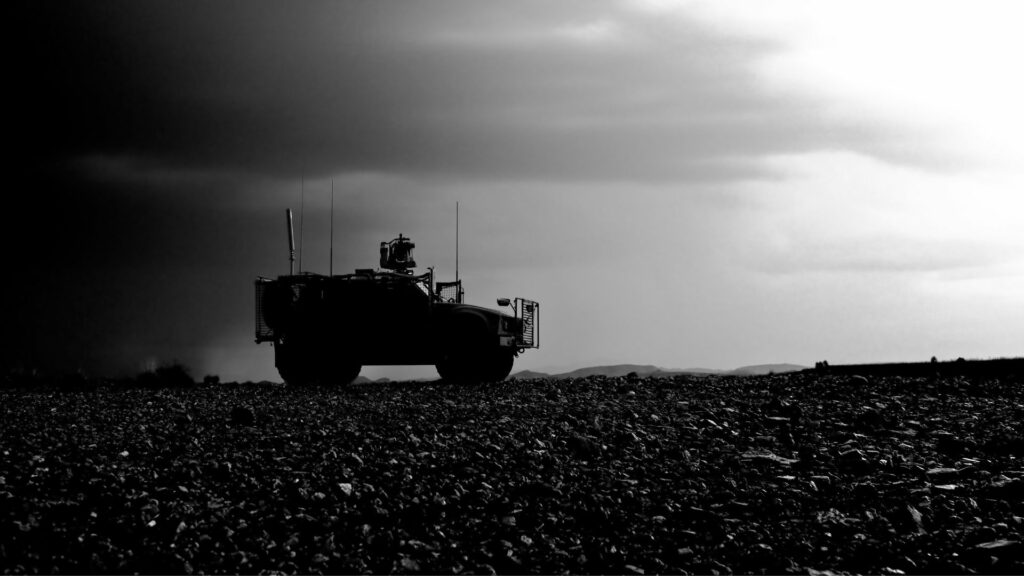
[[2, 374, 1023, 574]]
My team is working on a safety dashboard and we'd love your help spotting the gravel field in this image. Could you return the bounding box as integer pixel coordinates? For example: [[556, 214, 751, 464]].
[[2, 374, 1023, 574]]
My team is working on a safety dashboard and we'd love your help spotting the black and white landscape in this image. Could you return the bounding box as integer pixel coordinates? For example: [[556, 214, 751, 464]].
[[8, 2, 1024, 574]]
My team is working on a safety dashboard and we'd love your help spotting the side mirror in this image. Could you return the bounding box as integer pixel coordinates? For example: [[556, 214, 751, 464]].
[[497, 298, 511, 307]]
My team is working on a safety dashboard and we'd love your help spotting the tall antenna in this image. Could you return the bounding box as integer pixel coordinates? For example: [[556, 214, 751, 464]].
[[330, 179, 334, 276], [299, 175, 305, 273], [455, 201, 459, 288], [286, 209, 296, 275]]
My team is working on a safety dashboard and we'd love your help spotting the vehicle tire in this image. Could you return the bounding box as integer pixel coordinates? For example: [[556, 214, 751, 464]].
[[436, 315, 488, 383], [484, 348, 515, 382], [435, 350, 480, 383], [437, 348, 512, 383], [277, 358, 316, 386], [322, 363, 361, 386], [275, 341, 313, 386], [435, 357, 461, 382]]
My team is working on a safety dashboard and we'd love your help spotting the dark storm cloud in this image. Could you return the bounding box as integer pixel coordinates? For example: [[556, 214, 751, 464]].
[[16, 0, 908, 185]]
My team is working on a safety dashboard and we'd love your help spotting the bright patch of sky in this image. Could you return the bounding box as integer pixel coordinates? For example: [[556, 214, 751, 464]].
[[676, 0, 1024, 169]]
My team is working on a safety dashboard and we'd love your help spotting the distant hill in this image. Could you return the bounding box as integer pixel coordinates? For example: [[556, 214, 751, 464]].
[[349, 363, 809, 384], [509, 370, 552, 380], [651, 368, 726, 377], [509, 363, 807, 380], [726, 363, 807, 376], [353, 375, 437, 384], [556, 364, 664, 379]]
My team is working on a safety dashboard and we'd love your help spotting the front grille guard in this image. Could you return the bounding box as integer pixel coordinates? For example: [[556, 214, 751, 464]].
[[516, 297, 539, 349]]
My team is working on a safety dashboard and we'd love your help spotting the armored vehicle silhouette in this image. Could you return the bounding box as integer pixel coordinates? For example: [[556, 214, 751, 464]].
[[255, 210, 538, 385]]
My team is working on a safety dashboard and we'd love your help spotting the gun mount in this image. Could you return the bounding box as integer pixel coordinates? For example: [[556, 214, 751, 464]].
[[379, 234, 416, 273]]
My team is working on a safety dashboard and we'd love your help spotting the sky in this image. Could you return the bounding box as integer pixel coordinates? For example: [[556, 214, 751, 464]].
[[10, 0, 1024, 382]]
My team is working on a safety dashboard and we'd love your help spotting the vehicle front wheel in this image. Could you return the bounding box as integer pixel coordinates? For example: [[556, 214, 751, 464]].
[[483, 348, 515, 382], [436, 347, 514, 383], [322, 363, 361, 386], [435, 355, 470, 383]]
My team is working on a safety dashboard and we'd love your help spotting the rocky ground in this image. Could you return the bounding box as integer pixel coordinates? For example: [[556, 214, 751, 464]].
[[2, 373, 1023, 574]]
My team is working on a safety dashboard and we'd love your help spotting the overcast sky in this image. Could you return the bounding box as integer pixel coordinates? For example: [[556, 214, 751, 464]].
[[10, 0, 1024, 381]]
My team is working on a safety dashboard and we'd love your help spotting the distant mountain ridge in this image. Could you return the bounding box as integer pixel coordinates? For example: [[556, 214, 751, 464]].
[[510, 363, 807, 380], [555, 364, 665, 379], [726, 363, 808, 376], [347, 363, 808, 384]]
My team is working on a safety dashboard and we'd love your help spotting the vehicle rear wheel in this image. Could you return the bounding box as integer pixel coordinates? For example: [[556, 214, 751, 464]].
[[276, 341, 358, 386], [277, 359, 317, 386], [275, 341, 316, 386]]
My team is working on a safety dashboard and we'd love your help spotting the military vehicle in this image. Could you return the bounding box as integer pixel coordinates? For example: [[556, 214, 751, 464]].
[[254, 209, 539, 385]]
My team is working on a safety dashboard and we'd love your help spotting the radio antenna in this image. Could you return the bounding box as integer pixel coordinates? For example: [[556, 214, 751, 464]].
[[299, 175, 305, 273], [286, 209, 296, 275], [330, 179, 334, 276], [455, 201, 459, 287]]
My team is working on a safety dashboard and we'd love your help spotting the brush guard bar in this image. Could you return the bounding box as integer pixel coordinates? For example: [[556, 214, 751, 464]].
[[516, 297, 539, 349]]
